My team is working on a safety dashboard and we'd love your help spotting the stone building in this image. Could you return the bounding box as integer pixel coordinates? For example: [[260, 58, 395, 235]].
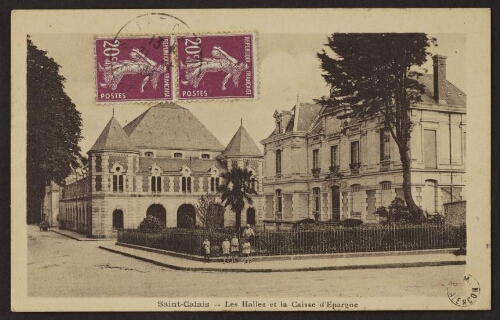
[[59, 102, 264, 238], [261, 55, 466, 229]]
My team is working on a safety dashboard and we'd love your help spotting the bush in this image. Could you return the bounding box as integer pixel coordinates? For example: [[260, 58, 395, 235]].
[[138, 215, 165, 232], [340, 219, 363, 227], [376, 197, 414, 224], [426, 212, 445, 225]]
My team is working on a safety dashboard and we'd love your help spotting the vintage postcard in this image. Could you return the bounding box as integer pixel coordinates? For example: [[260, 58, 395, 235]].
[[11, 9, 490, 311]]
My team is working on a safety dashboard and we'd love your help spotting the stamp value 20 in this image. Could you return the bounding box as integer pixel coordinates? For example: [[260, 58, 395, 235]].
[[176, 34, 256, 100], [95, 36, 172, 102]]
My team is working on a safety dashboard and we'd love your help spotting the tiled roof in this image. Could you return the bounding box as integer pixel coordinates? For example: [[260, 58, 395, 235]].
[[220, 125, 263, 158], [123, 102, 225, 151], [89, 116, 137, 152], [418, 74, 466, 107], [138, 157, 226, 173], [295, 103, 322, 131], [264, 102, 323, 140]]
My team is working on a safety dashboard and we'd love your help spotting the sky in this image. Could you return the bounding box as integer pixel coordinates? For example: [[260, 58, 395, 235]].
[[29, 33, 465, 155]]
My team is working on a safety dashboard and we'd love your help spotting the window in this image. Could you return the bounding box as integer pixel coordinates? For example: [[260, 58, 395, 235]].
[[151, 176, 162, 193], [174, 152, 183, 158], [250, 178, 257, 191], [350, 184, 362, 214], [275, 149, 282, 176], [313, 187, 321, 214], [424, 130, 437, 169], [112, 175, 124, 192], [112, 210, 124, 229], [380, 129, 391, 161], [380, 181, 392, 207], [350, 141, 359, 165], [276, 189, 282, 213], [313, 149, 320, 169], [277, 121, 282, 134], [145, 151, 154, 157], [182, 176, 192, 193], [381, 181, 391, 190], [201, 153, 210, 159], [330, 145, 339, 166], [210, 177, 219, 192]]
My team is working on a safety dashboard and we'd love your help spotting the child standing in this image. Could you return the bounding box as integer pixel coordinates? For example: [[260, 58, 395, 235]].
[[221, 237, 230, 264], [202, 238, 211, 263], [230, 235, 239, 263], [242, 239, 251, 263]]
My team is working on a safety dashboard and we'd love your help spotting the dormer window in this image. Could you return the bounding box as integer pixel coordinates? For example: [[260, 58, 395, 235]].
[[201, 153, 210, 159], [174, 152, 183, 158], [145, 151, 154, 157]]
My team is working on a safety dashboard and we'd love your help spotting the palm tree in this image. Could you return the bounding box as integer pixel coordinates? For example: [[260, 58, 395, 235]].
[[217, 167, 257, 232]]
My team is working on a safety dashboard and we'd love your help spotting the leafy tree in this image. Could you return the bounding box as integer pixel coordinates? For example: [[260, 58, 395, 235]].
[[138, 215, 165, 232], [27, 37, 83, 224], [217, 167, 257, 232], [375, 197, 414, 224], [196, 192, 225, 229], [317, 33, 435, 221]]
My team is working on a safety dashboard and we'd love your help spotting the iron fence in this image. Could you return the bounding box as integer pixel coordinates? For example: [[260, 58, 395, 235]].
[[117, 224, 466, 257]]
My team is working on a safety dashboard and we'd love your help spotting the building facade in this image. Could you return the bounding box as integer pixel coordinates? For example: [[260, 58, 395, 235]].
[[261, 55, 466, 229], [59, 103, 264, 238]]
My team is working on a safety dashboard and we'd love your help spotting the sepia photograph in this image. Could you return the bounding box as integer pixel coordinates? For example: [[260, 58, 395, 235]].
[[11, 9, 490, 311]]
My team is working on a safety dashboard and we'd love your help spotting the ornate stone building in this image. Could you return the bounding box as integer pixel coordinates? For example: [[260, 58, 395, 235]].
[[261, 55, 466, 229], [59, 102, 264, 238]]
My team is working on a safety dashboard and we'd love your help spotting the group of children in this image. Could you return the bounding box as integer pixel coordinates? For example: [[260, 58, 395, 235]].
[[202, 234, 253, 264]]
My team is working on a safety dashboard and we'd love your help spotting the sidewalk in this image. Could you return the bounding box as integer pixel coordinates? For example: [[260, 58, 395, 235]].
[[98, 242, 466, 273], [52, 229, 115, 241]]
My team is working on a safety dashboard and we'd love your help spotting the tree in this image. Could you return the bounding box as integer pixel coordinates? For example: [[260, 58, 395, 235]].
[[317, 33, 435, 222], [138, 215, 165, 232], [27, 37, 83, 224], [217, 167, 257, 232], [375, 197, 413, 224], [196, 192, 225, 229]]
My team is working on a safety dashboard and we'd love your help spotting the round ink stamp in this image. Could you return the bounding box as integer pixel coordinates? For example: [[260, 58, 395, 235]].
[[447, 274, 480, 307]]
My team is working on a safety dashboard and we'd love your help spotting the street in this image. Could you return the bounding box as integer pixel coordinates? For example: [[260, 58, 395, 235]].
[[28, 225, 465, 298]]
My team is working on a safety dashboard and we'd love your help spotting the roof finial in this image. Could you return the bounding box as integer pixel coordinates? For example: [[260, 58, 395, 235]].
[[112, 107, 115, 117], [241, 118, 243, 126]]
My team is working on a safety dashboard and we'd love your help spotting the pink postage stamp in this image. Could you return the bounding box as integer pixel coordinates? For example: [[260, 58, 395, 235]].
[[176, 34, 256, 100], [95, 36, 172, 102]]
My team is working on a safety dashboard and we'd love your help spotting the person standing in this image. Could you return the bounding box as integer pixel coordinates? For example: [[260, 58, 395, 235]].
[[202, 238, 211, 263], [221, 237, 231, 264], [242, 239, 252, 263], [242, 224, 255, 248], [230, 235, 239, 263]]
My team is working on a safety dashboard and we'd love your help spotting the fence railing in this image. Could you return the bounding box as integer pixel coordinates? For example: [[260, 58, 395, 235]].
[[118, 224, 466, 257]]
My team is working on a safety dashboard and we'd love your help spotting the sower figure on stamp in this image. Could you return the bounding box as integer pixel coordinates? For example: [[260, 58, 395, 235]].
[[99, 48, 167, 93], [230, 234, 239, 263], [180, 46, 248, 91], [202, 238, 211, 263]]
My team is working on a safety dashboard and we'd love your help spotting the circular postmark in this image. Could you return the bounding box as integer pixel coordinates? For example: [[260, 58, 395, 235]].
[[447, 274, 480, 307]]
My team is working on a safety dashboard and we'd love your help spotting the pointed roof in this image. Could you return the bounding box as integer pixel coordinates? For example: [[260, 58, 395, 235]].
[[123, 102, 224, 151], [89, 116, 137, 152], [220, 125, 263, 158]]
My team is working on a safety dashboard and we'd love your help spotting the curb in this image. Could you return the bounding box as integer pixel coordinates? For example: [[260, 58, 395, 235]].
[[52, 230, 114, 241], [115, 241, 460, 263], [98, 245, 466, 273]]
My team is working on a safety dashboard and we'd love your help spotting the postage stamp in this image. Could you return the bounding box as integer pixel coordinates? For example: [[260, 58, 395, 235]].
[[176, 34, 256, 100], [95, 36, 172, 102]]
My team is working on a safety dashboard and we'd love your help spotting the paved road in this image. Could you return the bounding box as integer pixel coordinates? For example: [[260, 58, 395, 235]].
[[28, 225, 465, 298]]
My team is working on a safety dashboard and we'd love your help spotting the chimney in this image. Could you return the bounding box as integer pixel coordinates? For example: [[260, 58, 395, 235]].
[[432, 55, 448, 104]]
